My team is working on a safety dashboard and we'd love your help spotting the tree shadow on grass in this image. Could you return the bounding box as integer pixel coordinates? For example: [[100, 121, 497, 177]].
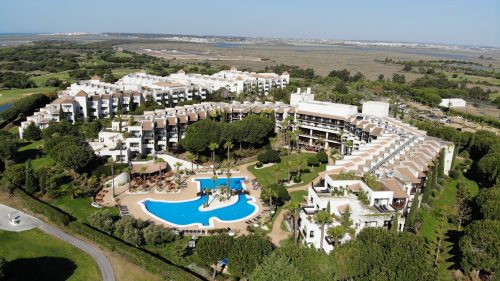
[[15, 148, 43, 163], [6, 256, 76, 281], [445, 229, 464, 270]]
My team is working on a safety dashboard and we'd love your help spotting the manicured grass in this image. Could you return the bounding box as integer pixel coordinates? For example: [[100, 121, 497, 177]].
[[49, 196, 119, 223], [0, 87, 57, 105], [114, 51, 133, 58], [418, 175, 479, 280], [248, 153, 325, 188], [290, 190, 307, 204], [112, 68, 143, 78], [31, 71, 72, 86], [16, 140, 55, 170], [0, 229, 100, 281]]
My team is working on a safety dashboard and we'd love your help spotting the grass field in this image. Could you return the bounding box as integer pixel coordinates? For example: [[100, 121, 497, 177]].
[[31, 71, 72, 87], [16, 140, 56, 170], [248, 153, 325, 188], [0, 229, 100, 281], [0, 87, 57, 105], [49, 196, 119, 223], [418, 175, 479, 280], [111, 68, 143, 77], [290, 190, 307, 204]]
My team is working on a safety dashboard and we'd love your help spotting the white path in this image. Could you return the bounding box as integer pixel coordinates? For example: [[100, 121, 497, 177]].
[[0, 204, 115, 281]]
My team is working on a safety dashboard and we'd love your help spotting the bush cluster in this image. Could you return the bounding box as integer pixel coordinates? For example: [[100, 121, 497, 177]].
[[257, 150, 281, 164]]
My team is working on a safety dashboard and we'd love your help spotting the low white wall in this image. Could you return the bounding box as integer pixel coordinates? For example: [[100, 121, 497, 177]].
[[156, 154, 203, 171], [105, 172, 129, 187]]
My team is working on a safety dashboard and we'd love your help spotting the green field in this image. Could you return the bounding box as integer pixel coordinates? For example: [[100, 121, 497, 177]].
[[49, 196, 119, 223], [290, 190, 307, 204], [418, 175, 479, 280], [31, 71, 72, 87], [112, 68, 143, 78], [0, 87, 57, 105], [16, 140, 55, 170], [248, 153, 325, 188], [0, 229, 100, 281]]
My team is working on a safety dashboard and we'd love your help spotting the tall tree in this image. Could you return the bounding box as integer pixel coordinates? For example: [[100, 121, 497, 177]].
[[405, 189, 420, 232], [249, 252, 303, 281], [314, 210, 333, 250], [24, 159, 36, 194]]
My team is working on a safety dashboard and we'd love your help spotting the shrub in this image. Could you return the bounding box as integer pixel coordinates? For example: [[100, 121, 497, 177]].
[[68, 222, 200, 281], [307, 155, 320, 166], [256, 161, 263, 168], [23, 122, 42, 141], [257, 150, 281, 164], [293, 175, 301, 183], [316, 151, 328, 163], [13, 188, 72, 226], [449, 169, 460, 179]]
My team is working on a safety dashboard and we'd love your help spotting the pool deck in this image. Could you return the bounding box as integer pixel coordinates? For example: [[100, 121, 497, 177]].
[[104, 163, 264, 234]]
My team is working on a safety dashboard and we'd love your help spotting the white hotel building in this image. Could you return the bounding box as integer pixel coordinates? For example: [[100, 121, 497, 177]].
[[19, 68, 289, 138]]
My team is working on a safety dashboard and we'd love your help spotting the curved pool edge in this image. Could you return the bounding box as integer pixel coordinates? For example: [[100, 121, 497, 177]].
[[137, 195, 260, 229]]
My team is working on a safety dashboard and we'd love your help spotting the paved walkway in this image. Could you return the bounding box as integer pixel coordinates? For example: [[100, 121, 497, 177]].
[[0, 204, 115, 281], [266, 170, 327, 246]]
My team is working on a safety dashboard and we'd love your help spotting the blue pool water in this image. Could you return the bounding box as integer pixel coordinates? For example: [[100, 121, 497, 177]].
[[141, 178, 257, 227], [194, 177, 245, 191]]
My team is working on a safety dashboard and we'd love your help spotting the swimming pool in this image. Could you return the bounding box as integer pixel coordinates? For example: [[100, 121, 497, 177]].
[[139, 177, 258, 227], [194, 177, 245, 191]]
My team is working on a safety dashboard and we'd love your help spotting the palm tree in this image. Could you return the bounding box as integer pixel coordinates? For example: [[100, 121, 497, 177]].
[[330, 148, 343, 165], [223, 160, 232, 198], [284, 201, 301, 244], [269, 137, 277, 150], [204, 187, 211, 206], [327, 226, 345, 246], [108, 158, 116, 198], [116, 139, 124, 164], [185, 151, 196, 173], [208, 143, 219, 164], [123, 166, 132, 192], [223, 140, 233, 160], [140, 166, 147, 190], [173, 162, 182, 191], [345, 140, 353, 155], [314, 210, 333, 250], [211, 175, 218, 190], [262, 187, 278, 207]]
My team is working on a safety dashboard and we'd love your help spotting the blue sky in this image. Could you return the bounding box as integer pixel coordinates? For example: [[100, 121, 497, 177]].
[[1, 0, 499, 47]]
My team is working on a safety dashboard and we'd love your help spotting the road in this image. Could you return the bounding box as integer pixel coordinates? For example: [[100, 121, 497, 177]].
[[0, 204, 115, 281]]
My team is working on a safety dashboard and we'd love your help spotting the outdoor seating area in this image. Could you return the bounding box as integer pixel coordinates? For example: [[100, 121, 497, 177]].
[[94, 189, 110, 204], [118, 205, 129, 216]]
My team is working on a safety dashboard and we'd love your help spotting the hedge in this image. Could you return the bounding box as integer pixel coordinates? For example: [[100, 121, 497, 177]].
[[13, 188, 72, 226], [68, 222, 202, 281]]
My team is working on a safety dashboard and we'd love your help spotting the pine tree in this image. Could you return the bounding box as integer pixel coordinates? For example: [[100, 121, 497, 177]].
[[422, 169, 433, 204], [391, 211, 399, 232], [405, 189, 420, 232], [438, 149, 445, 178], [25, 159, 36, 194]]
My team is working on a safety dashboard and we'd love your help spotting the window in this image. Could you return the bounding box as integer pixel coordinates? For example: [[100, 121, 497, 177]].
[[309, 231, 314, 238]]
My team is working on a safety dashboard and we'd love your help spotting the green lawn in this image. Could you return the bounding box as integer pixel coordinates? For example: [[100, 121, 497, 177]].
[[0, 87, 57, 105], [0, 229, 100, 281], [418, 175, 479, 280], [31, 71, 72, 87], [112, 68, 143, 78], [49, 196, 119, 223], [248, 153, 325, 188], [16, 140, 55, 170], [290, 190, 307, 204]]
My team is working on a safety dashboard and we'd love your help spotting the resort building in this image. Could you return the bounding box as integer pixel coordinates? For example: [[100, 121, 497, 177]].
[[297, 113, 455, 253], [19, 68, 289, 138], [439, 98, 466, 108]]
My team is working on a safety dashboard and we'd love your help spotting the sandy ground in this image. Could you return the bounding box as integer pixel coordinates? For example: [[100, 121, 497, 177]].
[[104, 163, 264, 233]]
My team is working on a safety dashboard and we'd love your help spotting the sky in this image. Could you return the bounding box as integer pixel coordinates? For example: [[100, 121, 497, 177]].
[[1, 0, 499, 47]]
